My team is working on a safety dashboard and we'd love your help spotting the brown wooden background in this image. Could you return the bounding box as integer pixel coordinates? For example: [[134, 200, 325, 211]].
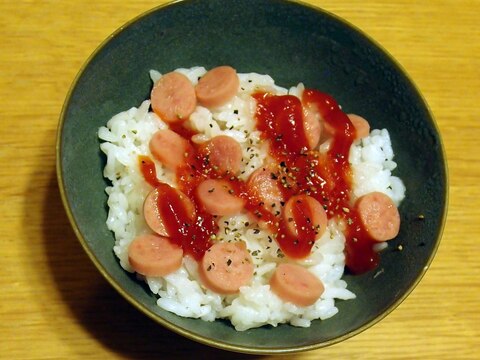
[[1, 1, 478, 359]]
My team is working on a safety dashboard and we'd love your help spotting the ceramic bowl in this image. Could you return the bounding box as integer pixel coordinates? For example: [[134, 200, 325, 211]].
[[56, 0, 447, 354]]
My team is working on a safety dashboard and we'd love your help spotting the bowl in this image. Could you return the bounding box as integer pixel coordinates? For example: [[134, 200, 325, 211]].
[[56, 0, 447, 354]]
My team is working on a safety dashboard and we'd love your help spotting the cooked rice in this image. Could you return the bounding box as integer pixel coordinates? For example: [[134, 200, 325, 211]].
[[98, 67, 405, 331]]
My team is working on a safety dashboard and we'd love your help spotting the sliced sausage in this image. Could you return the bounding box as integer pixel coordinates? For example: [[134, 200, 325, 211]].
[[202, 135, 243, 174], [199, 241, 254, 294], [302, 102, 322, 149], [322, 121, 336, 138], [151, 71, 197, 123], [321, 113, 370, 141], [195, 179, 245, 216], [283, 195, 328, 239], [149, 129, 192, 171], [318, 112, 370, 142], [195, 66, 239, 108], [355, 191, 400, 241], [246, 166, 285, 216], [128, 234, 183, 277], [270, 263, 324, 307], [303, 102, 334, 143], [143, 185, 196, 237], [347, 113, 370, 139]]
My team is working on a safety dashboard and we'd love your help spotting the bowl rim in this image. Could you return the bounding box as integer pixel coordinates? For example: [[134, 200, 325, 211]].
[[55, 0, 448, 354]]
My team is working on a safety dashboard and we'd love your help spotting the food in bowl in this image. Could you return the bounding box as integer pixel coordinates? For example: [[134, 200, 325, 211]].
[[98, 66, 406, 331]]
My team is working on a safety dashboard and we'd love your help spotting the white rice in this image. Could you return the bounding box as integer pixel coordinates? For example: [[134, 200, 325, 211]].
[[98, 67, 405, 331]]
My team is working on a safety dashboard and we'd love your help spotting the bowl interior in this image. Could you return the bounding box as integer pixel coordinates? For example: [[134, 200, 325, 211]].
[[57, 0, 447, 353]]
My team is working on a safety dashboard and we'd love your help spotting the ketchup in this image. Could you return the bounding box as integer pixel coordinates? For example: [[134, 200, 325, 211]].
[[277, 198, 317, 258], [138, 155, 161, 188], [139, 156, 216, 260], [255, 89, 378, 273], [139, 90, 379, 274], [155, 183, 216, 260], [255, 93, 310, 154]]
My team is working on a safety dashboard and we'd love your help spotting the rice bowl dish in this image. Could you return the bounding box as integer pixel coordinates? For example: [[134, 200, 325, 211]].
[[98, 66, 406, 331]]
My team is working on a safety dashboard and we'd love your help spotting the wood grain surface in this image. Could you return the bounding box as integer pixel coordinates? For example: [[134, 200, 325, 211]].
[[1, 1, 478, 359]]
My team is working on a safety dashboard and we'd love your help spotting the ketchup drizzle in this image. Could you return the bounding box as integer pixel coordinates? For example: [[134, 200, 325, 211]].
[[139, 90, 381, 274], [254, 89, 379, 273], [139, 159, 216, 260], [255, 93, 310, 154], [138, 155, 161, 188], [277, 198, 317, 259]]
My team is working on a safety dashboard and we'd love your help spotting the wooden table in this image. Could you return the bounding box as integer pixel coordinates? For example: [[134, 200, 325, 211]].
[[1, 1, 478, 358]]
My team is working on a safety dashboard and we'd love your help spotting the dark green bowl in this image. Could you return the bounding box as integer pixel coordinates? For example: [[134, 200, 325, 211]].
[[56, 0, 447, 354]]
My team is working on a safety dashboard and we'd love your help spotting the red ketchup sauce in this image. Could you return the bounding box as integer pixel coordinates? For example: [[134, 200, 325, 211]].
[[139, 155, 216, 260], [139, 88, 379, 274], [254, 90, 378, 274], [138, 155, 160, 187], [277, 198, 318, 258]]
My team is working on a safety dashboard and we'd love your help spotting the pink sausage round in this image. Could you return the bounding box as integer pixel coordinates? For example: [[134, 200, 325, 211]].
[[302, 102, 322, 149], [283, 194, 328, 239], [195, 66, 240, 108], [199, 241, 254, 294], [128, 234, 183, 277], [151, 71, 197, 123], [196, 179, 245, 216], [347, 113, 370, 139], [149, 129, 192, 171], [143, 185, 196, 237], [202, 135, 243, 175], [355, 191, 400, 241], [246, 166, 285, 215], [270, 263, 324, 307]]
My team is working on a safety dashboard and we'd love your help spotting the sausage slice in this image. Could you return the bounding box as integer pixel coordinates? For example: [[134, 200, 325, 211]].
[[195, 66, 240, 108], [199, 241, 254, 294], [151, 71, 197, 123], [149, 129, 192, 171], [270, 263, 324, 306], [143, 186, 196, 237], [320, 113, 370, 141], [355, 191, 400, 241], [283, 195, 328, 239], [347, 113, 370, 139], [128, 234, 183, 277], [195, 179, 245, 216], [302, 102, 322, 149], [202, 135, 243, 175], [246, 167, 285, 215]]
